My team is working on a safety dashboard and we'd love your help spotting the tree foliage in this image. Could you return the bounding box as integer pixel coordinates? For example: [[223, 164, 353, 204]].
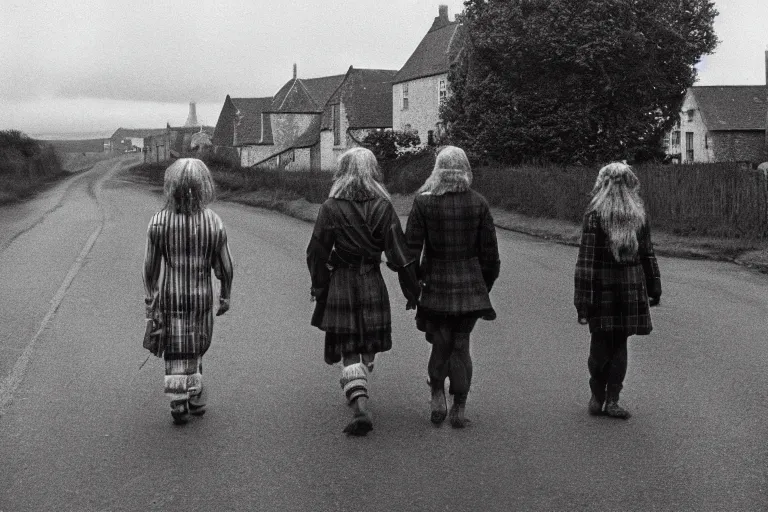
[[442, 0, 719, 164]]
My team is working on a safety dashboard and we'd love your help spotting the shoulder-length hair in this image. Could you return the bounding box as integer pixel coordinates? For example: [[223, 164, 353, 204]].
[[163, 158, 216, 214], [329, 147, 391, 202], [587, 162, 646, 262], [417, 145, 472, 195]]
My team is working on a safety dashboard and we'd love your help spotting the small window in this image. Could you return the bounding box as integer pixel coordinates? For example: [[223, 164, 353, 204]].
[[687, 109, 695, 122], [704, 133, 708, 149], [685, 132, 694, 162], [402, 83, 409, 110], [438, 80, 446, 106], [332, 105, 340, 146], [671, 130, 681, 147]]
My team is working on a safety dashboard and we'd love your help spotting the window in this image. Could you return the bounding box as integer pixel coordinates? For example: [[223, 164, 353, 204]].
[[687, 109, 695, 122], [332, 105, 340, 146], [685, 132, 694, 162], [671, 130, 681, 147], [662, 133, 670, 151], [704, 133, 708, 149], [402, 83, 409, 110], [438, 79, 447, 106]]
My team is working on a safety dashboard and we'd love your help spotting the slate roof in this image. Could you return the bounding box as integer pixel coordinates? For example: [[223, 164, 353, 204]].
[[252, 116, 323, 166], [691, 86, 767, 131], [343, 69, 397, 129], [111, 127, 166, 140], [231, 97, 274, 145], [393, 19, 462, 84], [271, 74, 346, 113]]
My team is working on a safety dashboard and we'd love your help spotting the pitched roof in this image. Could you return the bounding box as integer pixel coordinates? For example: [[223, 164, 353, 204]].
[[393, 20, 462, 84], [342, 69, 397, 128], [271, 74, 346, 113], [252, 116, 322, 166], [111, 127, 166, 140], [231, 97, 273, 145], [691, 86, 767, 131]]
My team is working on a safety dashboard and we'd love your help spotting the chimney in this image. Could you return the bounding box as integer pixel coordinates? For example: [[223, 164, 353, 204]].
[[438, 5, 448, 20], [293, 63, 297, 80], [184, 102, 199, 127]]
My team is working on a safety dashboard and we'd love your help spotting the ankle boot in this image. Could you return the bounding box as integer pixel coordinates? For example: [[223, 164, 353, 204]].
[[170, 399, 189, 425], [343, 397, 373, 436], [429, 379, 447, 425], [449, 394, 470, 428], [588, 378, 606, 416], [604, 390, 631, 419]]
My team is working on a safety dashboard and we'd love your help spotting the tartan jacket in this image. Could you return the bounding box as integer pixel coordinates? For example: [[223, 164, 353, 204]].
[[405, 189, 500, 318], [307, 196, 419, 329], [574, 211, 662, 335]]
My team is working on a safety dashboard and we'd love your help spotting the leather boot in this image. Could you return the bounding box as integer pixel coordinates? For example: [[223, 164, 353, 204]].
[[429, 378, 447, 425], [449, 393, 470, 429], [170, 399, 189, 425], [588, 378, 606, 416], [604, 388, 631, 419]]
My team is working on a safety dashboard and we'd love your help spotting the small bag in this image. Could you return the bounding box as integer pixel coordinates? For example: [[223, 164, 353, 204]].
[[143, 294, 165, 357]]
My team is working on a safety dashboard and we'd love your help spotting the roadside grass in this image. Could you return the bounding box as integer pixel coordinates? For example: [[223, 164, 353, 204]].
[[0, 130, 69, 205]]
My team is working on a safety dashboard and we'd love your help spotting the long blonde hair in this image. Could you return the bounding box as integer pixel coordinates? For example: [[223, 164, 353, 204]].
[[417, 145, 472, 195], [164, 158, 215, 214], [587, 162, 646, 262], [330, 147, 391, 201]]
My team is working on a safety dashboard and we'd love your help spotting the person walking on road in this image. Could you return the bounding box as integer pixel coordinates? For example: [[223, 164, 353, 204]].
[[574, 162, 661, 419], [405, 146, 500, 428], [307, 147, 419, 436], [143, 158, 234, 425]]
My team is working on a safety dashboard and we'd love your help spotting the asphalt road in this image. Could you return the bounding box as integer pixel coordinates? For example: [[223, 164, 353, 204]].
[[1, 155, 767, 511]]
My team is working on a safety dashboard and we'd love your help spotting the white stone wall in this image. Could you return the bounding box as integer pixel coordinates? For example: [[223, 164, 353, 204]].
[[392, 73, 447, 145], [664, 90, 714, 163]]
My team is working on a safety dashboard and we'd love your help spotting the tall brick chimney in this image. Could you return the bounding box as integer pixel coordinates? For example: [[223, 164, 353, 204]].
[[430, 5, 451, 32], [184, 102, 198, 127], [293, 63, 297, 80], [439, 5, 448, 20]]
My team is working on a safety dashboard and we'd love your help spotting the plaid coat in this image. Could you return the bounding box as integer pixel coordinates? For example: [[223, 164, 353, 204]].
[[574, 211, 662, 335], [307, 196, 419, 364], [405, 189, 500, 320]]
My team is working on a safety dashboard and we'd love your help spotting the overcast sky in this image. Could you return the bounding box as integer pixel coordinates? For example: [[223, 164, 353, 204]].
[[0, 0, 766, 137]]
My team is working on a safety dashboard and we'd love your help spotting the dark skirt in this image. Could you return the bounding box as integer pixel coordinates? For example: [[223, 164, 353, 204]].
[[416, 310, 480, 344], [320, 265, 393, 364]]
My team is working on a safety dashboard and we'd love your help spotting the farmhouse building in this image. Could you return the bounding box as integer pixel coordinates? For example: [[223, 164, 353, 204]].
[[109, 128, 166, 152], [664, 86, 767, 164], [392, 5, 463, 146], [212, 66, 396, 171], [664, 51, 768, 164]]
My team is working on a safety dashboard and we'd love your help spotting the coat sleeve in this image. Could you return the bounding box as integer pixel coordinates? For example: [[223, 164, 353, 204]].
[[638, 220, 662, 300], [213, 224, 234, 301], [404, 196, 426, 281], [574, 213, 599, 319], [143, 216, 162, 310], [478, 204, 500, 292], [382, 203, 419, 306], [306, 202, 335, 301]]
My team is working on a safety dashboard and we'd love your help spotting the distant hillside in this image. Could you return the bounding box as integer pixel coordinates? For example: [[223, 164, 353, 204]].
[[38, 138, 106, 153]]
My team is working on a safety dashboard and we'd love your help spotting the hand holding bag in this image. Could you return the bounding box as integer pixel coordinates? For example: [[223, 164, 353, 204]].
[[143, 293, 165, 357]]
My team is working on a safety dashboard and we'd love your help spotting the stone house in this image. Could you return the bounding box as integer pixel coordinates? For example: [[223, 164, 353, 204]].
[[212, 66, 396, 171], [664, 86, 767, 164], [391, 5, 463, 147], [109, 128, 166, 152]]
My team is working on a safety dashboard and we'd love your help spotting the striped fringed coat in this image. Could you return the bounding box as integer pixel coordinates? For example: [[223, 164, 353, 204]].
[[405, 188, 500, 326], [307, 195, 419, 365], [143, 208, 233, 392], [574, 211, 661, 335]]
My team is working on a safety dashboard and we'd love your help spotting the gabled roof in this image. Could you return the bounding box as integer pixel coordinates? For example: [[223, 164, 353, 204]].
[[111, 127, 166, 140], [252, 116, 322, 166], [271, 74, 346, 113], [342, 68, 397, 128], [393, 20, 462, 84], [231, 97, 273, 145], [691, 86, 767, 131]]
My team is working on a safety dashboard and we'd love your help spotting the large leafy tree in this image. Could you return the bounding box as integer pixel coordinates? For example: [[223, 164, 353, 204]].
[[442, 0, 719, 164]]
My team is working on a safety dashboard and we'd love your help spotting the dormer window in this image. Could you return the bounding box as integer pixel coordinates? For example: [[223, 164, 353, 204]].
[[402, 83, 409, 110]]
